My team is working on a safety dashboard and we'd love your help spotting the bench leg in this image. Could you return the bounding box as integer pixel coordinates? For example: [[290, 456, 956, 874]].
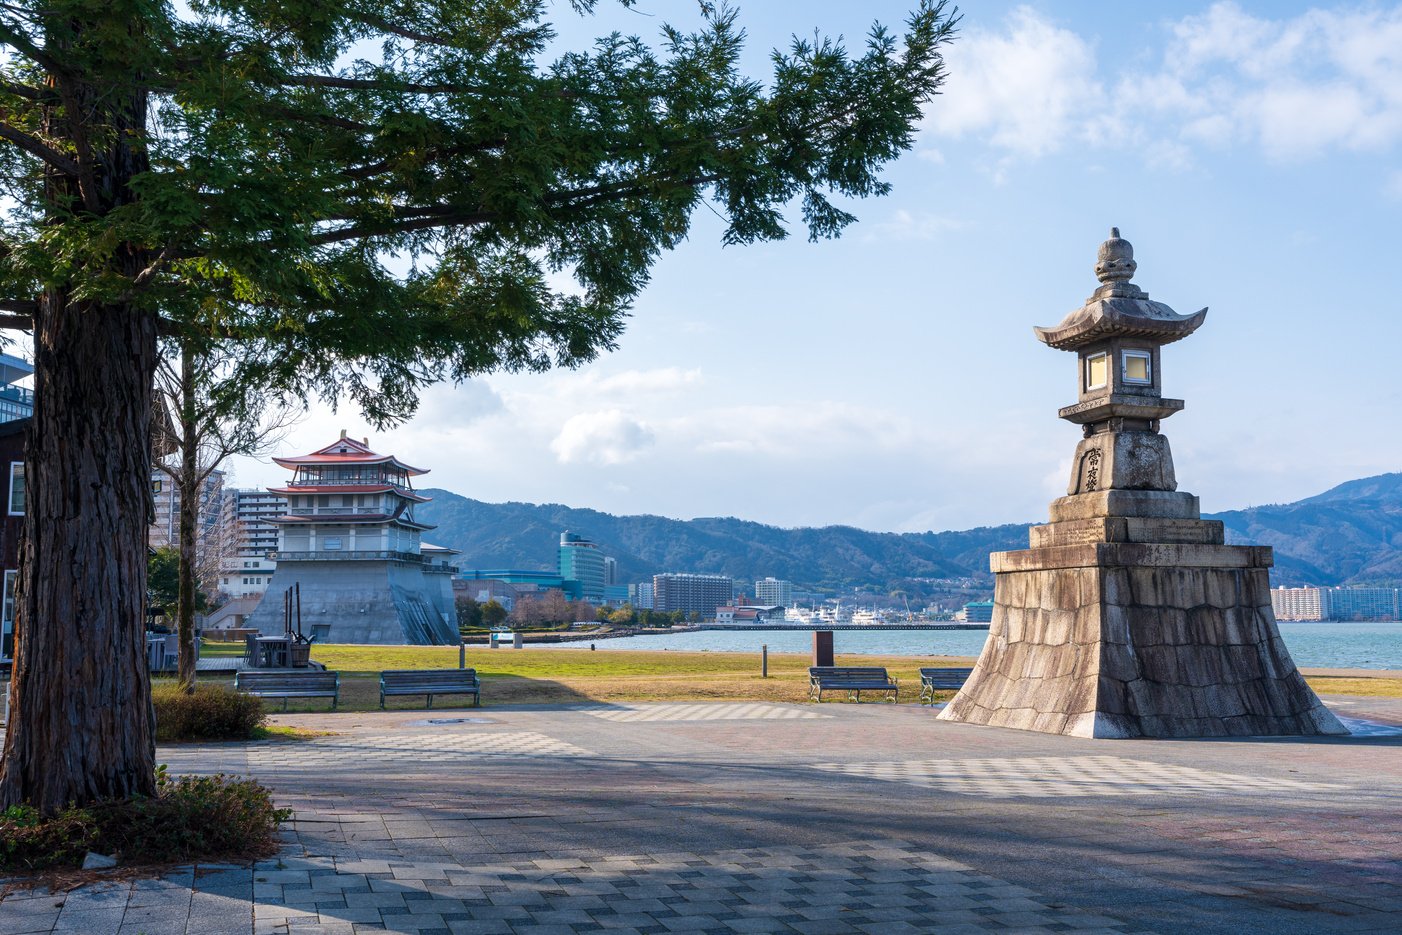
[[428, 694, 433, 708], [282, 697, 288, 713], [474, 692, 480, 708], [380, 692, 385, 710]]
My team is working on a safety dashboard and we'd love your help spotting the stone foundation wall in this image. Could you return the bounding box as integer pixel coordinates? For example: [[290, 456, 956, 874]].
[[942, 559, 1344, 738], [246, 560, 459, 645]]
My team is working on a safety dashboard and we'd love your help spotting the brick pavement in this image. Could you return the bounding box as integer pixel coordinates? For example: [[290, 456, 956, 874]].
[[3, 698, 1401, 934]]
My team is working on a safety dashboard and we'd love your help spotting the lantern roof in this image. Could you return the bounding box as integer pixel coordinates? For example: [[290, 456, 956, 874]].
[[1034, 228, 1207, 352]]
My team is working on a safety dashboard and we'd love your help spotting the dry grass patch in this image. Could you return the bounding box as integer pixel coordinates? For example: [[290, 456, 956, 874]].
[[1306, 676, 1402, 698]]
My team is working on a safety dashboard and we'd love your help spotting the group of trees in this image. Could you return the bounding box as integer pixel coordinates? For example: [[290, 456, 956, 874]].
[[599, 604, 692, 628], [510, 591, 597, 627], [0, 0, 956, 813], [455, 595, 509, 632]]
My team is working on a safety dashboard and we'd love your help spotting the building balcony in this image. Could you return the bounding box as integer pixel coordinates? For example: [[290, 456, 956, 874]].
[[273, 549, 427, 563], [285, 476, 413, 490], [287, 507, 387, 516]]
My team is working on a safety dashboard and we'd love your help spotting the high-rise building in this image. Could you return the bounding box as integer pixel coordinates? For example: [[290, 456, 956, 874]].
[[630, 582, 654, 610], [652, 573, 734, 616], [0, 354, 33, 424], [218, 488, 285, 599], [558, 531, 606, 601], [754, 577, 793, 607], [1271, 586, 1326, 621], [604, 556, 618, 586], [1326, 587, 1399, 621], [150, 468, 226, 551], [245, 433, 459, 644]]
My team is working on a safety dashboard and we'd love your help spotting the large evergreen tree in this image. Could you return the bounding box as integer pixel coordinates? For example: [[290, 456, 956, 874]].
[[0, 0, 957, 811]]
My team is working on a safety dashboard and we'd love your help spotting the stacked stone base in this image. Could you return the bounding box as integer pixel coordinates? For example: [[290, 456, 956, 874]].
[[939, 495, 1346, 738], [246, 560, 458, 645]]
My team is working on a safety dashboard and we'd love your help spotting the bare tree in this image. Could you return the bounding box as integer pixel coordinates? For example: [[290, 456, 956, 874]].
[[153, 340, 300, 692]]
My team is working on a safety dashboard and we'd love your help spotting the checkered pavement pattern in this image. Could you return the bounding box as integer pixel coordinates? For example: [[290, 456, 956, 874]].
[[244, 731, 591, 769], [808, 755, 1337, 798], [0, 840, 1147, 934], [577, 701, 831, 722]]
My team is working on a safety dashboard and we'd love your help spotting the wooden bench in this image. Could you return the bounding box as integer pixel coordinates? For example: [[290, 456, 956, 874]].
[[379, 669, 481, 709], [918, 667, 974, 705], [808, 666, 899, 703], [234, 670, 340, 711]]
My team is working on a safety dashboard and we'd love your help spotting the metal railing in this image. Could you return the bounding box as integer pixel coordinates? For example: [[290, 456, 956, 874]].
[[273, 549, 424, 563]]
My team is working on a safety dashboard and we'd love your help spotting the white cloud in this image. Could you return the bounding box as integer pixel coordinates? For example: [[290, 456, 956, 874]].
[[550, 410, 655, 465], [586, 367, 701, 395], [924, 6, 1104, 157], [923, 2, 1402, 168], [863, 210, 964, 243]]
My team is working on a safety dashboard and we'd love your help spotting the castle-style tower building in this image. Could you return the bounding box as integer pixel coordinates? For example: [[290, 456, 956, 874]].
[[246, 433, 459, 644]]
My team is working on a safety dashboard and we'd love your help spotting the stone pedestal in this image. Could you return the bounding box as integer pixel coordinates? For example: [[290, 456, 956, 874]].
[[938, 496, 1345, 737]]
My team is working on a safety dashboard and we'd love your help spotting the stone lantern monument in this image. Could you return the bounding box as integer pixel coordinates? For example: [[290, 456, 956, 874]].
[[939, 229, 1345, 738]]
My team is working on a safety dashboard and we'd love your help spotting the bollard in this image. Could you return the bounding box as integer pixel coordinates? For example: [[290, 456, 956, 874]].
[[762, 644, 768, 678], [513, 631, 523, 649], [590, 643, 596, 651]]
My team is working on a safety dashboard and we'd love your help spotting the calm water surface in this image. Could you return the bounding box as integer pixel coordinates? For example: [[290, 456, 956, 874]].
[[563, 622, 1402, 670]]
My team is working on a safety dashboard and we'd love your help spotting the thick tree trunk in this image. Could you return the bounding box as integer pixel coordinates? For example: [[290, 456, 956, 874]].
[[177, 344, 198, 692], [0, 293, 160, 812], [0, 37, 159, 810]]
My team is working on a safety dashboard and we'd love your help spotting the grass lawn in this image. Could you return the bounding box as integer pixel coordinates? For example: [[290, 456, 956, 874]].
[[186, 641, 1402, 713]]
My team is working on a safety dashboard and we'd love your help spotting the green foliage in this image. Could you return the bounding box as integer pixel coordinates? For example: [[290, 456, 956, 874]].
[[0, 772, 290, 871], [455, 594, 482, 632], [480, 599, 509, 627], [147, 545, 210, 618], [0, 0, 958, 425], [151, 683, 267, 742]]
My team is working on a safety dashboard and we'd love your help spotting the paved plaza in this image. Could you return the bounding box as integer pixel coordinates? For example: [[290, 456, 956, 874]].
[[2, 696, 1401, 934]]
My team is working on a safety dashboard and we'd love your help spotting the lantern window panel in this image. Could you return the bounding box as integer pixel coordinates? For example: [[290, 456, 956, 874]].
[[1122, 350, 1152, 385], [1085, 352, 1109, 391]]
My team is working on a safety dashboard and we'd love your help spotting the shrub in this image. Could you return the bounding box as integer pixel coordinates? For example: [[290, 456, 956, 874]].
[[0, 769, 292, 872], [152, 682, 266, 742]]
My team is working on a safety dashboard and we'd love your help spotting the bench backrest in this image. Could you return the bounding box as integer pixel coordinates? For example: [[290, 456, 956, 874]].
[[809, 666, 891, 681], [919, 667, 973, 686], [381, 668, 479, 688], [235, 671, 338, 691]]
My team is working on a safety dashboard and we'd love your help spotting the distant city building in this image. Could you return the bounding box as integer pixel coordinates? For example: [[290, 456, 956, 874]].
[[715, 604, 784, 625], [0, 354, 33, 424], [604, 556, 618, 586], [456, 569, 583, 602], [963, 600, 994, 623], [218, 487, 284, 599], [653, 573, 734, 616], [1270, 585, 1402, 622], [149, 468, 226, 551], [631, 581, 654, 610], [452, 576, 521, 612], [754, 577, 793, 607], [1326, 587, 1399, 621], [558, 531, 606, 601], [1271, 586, 1326, 621]]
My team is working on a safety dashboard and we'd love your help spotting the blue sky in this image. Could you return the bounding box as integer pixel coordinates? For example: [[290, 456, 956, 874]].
[[232, 1, 1402, 533]]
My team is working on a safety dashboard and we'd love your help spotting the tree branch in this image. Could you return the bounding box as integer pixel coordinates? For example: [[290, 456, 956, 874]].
[[278, 73, 474, 95], [0, 20, 66, 75], [0, 120, 80, 176], [0, 312, 32, 330], [0, 78, 50, 103]]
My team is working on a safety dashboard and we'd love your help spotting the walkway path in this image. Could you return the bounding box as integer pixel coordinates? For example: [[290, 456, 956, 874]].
[[2, 697, 1400, 934]]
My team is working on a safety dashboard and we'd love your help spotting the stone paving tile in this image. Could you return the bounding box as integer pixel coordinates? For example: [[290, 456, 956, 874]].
[[4, 701, 1401, 934]]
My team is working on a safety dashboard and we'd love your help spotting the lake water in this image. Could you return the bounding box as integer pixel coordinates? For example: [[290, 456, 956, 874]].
[[562, 622, 1402, 671]]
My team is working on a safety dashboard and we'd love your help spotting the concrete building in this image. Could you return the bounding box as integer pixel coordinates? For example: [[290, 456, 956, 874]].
[[604, 556, 618, 586], [218, 487, 284, 599], [246, 433, 459, 644], [652, 573, 734, 616], [0, 354, 33, 424], [754, 577, 793, 607], [631, 582, 654, 610], [558, 532, 606, 601]]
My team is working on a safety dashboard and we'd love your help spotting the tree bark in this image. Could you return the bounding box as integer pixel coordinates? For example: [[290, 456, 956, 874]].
[[176, 343, 198, 692], [0, 35, 159, 811]]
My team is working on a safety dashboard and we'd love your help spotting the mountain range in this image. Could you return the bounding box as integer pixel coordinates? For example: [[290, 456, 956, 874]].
[[415, 471, 1402, 600]]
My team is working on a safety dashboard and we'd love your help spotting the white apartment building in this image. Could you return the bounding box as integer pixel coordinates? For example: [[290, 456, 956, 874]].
[[754, 576, 793, 607], [218, 487, 284, 599]]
